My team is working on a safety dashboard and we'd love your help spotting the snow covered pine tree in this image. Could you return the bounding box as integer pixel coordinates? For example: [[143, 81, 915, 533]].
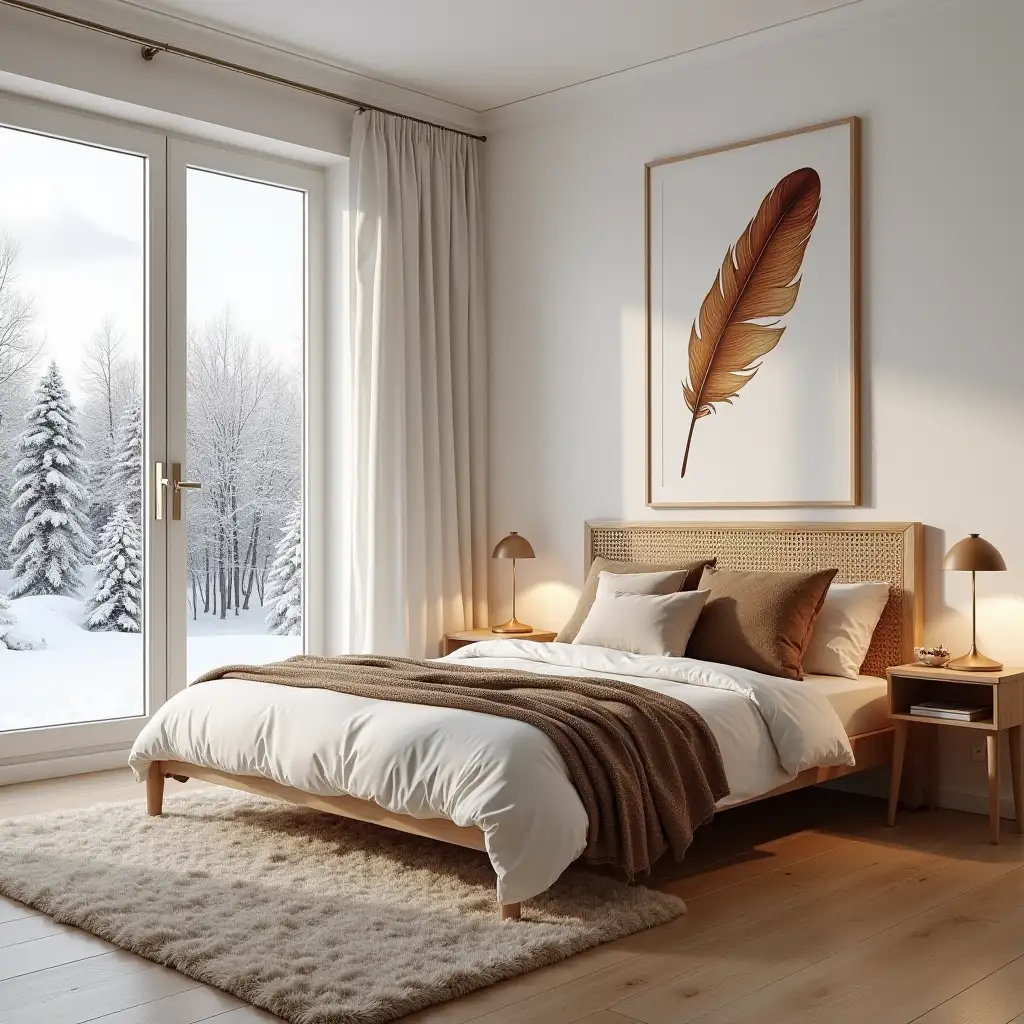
[[0, 442, 11, 569], [265, 502, 301, 636], [111, 398, 143, 523], [0, 588, 40, 650], [8, 361, 93, 597], [0, 590, 15, 646], [86, 503, 142, 632]]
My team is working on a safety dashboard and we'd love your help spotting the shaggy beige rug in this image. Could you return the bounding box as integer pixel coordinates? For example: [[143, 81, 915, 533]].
[[0, 789, 685, 1023]]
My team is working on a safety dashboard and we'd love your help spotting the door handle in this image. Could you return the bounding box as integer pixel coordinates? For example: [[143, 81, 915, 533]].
[[155, 462, 169, 521], [170, 463, 201, 521], [155, 462, 201, 521]]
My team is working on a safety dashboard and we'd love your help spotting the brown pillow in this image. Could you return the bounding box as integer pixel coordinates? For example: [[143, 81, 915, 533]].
[[685, 567, 838, 680], [556, 556, 716, 643]]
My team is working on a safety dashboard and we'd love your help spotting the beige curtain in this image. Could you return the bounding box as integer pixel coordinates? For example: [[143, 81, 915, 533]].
[[340, 110, 488, 656]]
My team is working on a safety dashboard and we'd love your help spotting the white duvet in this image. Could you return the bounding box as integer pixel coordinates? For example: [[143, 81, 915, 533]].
[[129, 641, 855, 904]]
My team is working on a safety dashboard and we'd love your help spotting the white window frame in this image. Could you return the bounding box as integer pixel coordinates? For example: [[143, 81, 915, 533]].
[[165, 139, 324, 696], [0, 93, 168, 769], [0, 93, 325, 780]]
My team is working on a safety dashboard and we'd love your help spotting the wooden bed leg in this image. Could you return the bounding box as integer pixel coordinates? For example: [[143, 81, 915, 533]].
[[499, 902, 522, 921], [147, 763, 165, 816]]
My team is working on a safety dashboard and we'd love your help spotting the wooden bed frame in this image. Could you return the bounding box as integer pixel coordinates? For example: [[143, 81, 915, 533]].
[[146, 521, 922, 921]]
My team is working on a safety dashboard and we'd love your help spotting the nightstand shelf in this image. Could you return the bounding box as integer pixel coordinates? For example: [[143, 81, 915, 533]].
[[888, 712, 995, 731], [886, 663, 1024, 843], [442, 628, 558, 656]]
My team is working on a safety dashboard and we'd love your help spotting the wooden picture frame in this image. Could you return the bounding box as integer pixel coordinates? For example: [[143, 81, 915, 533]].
[[645, 117, 861, 508]]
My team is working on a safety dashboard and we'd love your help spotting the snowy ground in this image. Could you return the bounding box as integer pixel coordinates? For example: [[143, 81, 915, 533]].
[[0, 569, 299, 732]]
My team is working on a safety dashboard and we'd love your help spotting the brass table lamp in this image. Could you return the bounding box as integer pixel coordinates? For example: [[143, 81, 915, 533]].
[[943, 533, 1007, 671], [491, 531, 535, 634]]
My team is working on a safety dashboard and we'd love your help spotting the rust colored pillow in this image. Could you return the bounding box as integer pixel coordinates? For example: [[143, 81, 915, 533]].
[[685, 567, 838, 680], [555, 556, 716, 643]]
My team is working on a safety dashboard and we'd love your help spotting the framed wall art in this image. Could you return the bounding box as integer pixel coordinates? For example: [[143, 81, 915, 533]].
[[646, 117, 860, 508]]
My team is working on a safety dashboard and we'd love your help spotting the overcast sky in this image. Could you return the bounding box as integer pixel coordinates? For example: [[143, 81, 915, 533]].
[[0, 123, 304, 406]]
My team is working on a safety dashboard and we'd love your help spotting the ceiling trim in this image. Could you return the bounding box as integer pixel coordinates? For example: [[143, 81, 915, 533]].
[[2, 0, 486, 138], [114, 0, 868, 114], [115, 0, 482, 114], [480, 0, 862, 112]]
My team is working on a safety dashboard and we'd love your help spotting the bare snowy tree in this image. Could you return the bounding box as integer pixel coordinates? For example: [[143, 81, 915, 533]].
[[81, 318, 129, 444], [0, 233, 42, 427], [185, 311, 301, 623], [80, 318, 141, 544]]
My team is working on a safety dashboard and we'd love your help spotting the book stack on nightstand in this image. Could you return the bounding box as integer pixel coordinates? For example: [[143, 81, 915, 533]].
[[908, 701, 989, 722], [886, 663, 1024, 843]]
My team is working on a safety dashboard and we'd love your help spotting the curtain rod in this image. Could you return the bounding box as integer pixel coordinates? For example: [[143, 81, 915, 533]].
[[0, 0, 487, 142]]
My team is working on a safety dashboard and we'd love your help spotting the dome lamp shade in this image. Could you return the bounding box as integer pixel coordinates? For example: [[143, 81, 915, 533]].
[[943, 533, 1006, 671], [491, 532, 535, 634]]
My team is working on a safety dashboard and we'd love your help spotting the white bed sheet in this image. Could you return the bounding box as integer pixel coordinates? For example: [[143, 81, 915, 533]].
[[129, 641, 855, 904]]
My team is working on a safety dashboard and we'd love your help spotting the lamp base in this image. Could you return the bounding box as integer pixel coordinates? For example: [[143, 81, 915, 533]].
[[491, 617, 533, 635], [947, 647, 1003, 672]]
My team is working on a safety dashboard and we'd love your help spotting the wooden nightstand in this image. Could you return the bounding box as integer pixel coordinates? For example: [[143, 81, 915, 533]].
[[442, 627, 558, 656], [886, 663, 1024, 842]]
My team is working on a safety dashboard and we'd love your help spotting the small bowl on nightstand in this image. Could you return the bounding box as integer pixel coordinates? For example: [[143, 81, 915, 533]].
[[914, 645, 950, 668]]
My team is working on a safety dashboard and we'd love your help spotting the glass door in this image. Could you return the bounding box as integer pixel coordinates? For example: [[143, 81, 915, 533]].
[[0, 96, 167, 763], [0, 106, 322, 775], [166, 141, 321, 694]]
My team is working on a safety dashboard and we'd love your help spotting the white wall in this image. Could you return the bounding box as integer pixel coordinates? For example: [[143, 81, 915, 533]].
[[484, 0, 1024, 813]]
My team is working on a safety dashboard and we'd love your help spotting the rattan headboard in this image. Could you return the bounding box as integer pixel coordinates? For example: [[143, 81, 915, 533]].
[[585, 521, 922, 678]]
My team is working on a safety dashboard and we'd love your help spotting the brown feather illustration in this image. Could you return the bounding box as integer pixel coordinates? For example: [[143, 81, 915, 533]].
[[680, 167, 821, 477]]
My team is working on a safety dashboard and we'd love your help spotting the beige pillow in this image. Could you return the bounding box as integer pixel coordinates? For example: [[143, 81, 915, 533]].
[[685, 567, 838, 680], [595, 569, 687, 600], [573, 590, 710, 657], [556, 556, 716, 643], [802, 581, 890, 679]]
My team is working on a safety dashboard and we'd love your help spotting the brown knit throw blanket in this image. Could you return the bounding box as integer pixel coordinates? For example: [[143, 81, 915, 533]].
[[193, 655, 730, 879]]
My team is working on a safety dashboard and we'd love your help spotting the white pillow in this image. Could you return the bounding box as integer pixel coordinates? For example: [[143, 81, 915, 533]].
[[595, 569, 687, 598], [573, 590, 709, 657], [803, 581, 890, 679]]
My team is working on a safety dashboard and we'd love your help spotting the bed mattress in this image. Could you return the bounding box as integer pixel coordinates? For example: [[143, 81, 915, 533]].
[[130, 641, 857, 904], [804, 673, 889, 735]]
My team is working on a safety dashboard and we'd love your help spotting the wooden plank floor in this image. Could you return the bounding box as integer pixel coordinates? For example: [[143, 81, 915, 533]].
[[1, 770, 1023, 1024]]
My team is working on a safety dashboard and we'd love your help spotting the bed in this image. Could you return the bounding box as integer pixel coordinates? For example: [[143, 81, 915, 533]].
[[130, 521, 921, 920]]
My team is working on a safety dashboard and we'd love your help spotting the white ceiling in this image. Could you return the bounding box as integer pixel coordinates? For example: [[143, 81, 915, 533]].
[[122, 0, 862, 112]]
